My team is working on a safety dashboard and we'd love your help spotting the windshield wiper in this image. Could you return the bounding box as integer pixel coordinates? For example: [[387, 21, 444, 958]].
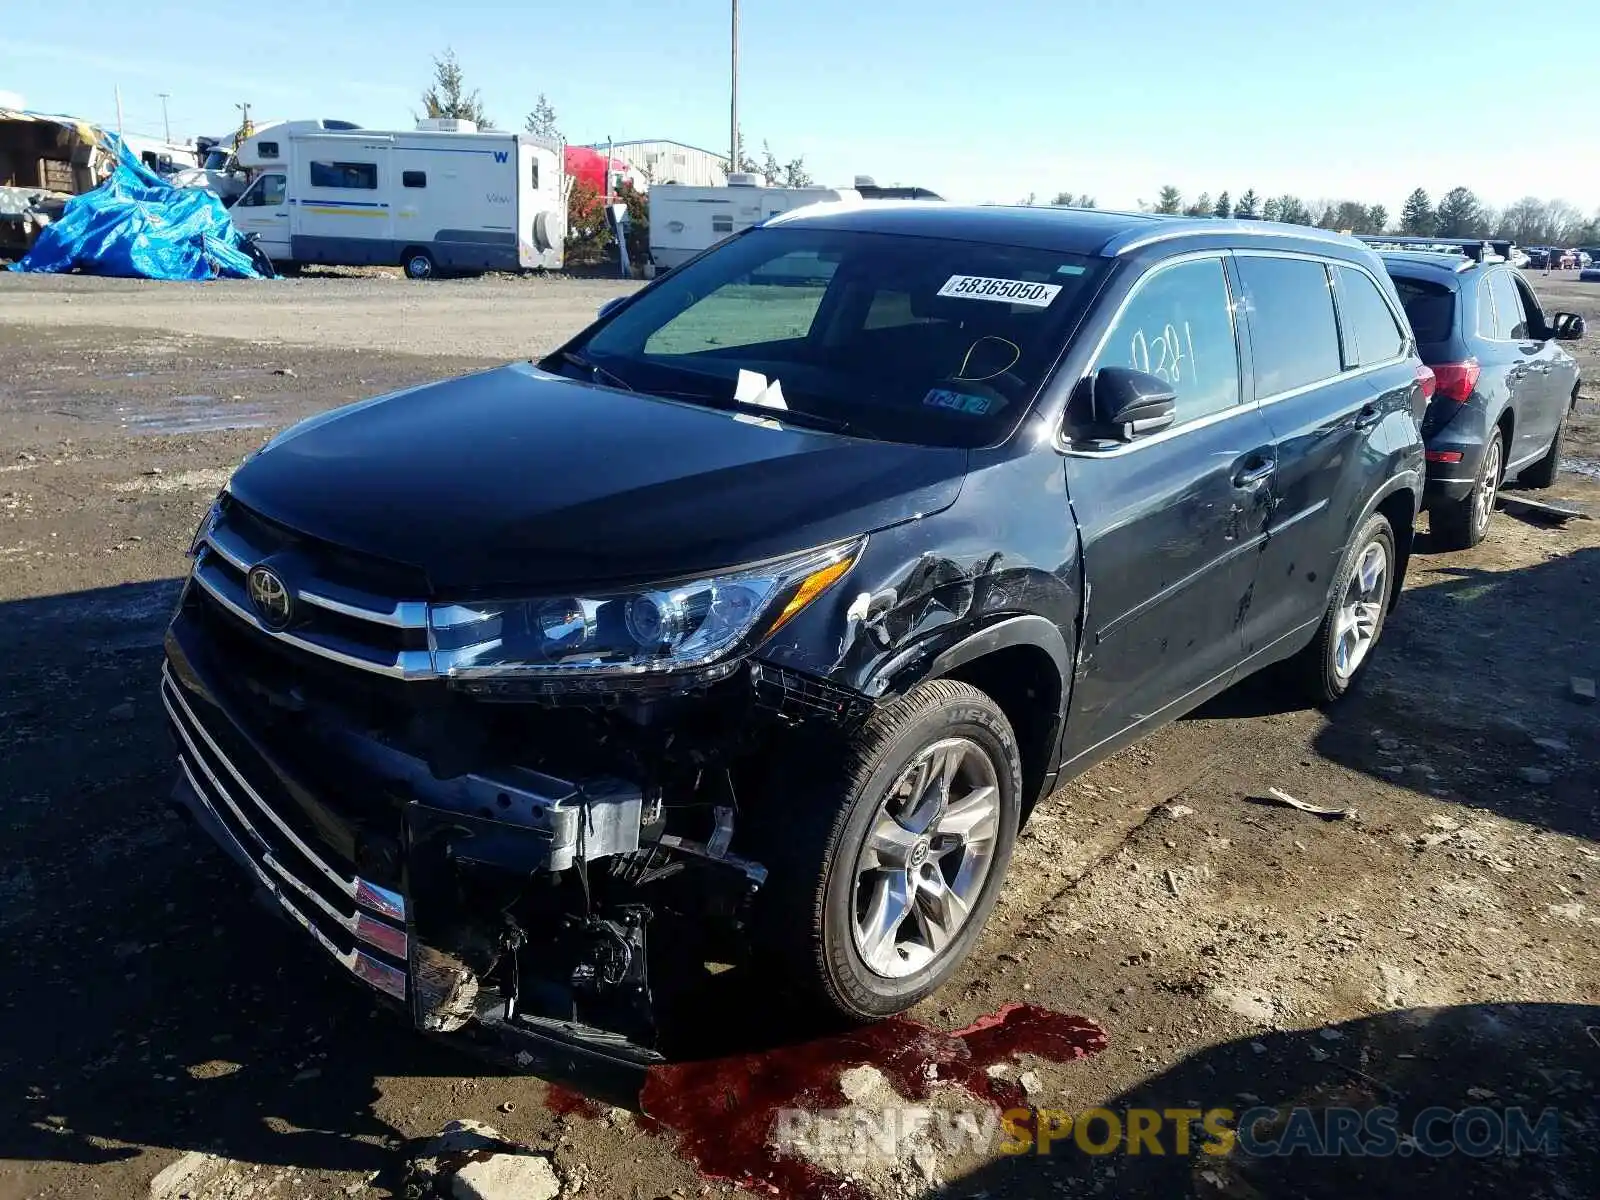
[[557, 350, 634, 392]]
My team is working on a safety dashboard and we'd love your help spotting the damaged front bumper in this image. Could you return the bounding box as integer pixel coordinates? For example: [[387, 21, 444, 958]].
[[161, 607, 770, 1071]]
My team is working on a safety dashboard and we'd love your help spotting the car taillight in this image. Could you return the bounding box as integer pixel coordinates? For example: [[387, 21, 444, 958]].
[[1414, 364, 1436, 400], [1430, 359, 1480, 403]]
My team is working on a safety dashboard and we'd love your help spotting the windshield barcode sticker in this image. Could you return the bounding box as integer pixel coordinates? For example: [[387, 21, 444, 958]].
[[937, 275, 1062, 307]]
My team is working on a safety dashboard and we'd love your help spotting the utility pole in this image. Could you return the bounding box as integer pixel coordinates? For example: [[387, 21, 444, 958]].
[[114, 85, 124, 139], [729, 0, 739, 177], [158, 92, 171, 143]]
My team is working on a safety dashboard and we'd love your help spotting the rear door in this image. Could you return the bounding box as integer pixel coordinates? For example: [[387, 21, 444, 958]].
[[1235, 253, 1403, 653], [1062, 254, 1276, 758]]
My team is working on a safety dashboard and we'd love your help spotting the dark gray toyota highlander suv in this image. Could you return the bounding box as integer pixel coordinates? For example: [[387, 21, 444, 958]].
[[163, 205, 1427, 1066]]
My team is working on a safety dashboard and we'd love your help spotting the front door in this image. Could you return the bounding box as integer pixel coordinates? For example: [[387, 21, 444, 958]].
[[1481, 268, 1553, 466], [1061, 254, 1276, 763], [1505, 271, 1569, 460], [229, 172, 289, 260]]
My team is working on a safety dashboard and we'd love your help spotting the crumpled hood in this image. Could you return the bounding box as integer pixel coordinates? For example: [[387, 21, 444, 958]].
[[228, 363, 967, 595]]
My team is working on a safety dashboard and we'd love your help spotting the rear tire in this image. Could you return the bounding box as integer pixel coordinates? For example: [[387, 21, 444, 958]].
[[402, 249, 435, 281], [1288, 513, 1396, 705], [1431, 429, 1502, 549], [1518, 417, 1564, 489], [747, 680, 1022, 1021]]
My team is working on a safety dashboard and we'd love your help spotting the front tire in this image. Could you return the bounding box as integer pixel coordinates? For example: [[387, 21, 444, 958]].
[[1432, 429, 1502, 549], [1289, 513, 1396, 705], [750, 680, 1022, 1021], [1518, 417, 1564, 489]]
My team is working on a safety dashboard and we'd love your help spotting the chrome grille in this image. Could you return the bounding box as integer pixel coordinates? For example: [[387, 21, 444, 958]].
[[191, 500, 434, 680], [162, 665, 410, 1001]]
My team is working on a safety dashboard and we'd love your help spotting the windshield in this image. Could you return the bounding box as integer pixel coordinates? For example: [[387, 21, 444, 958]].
[[202, 149, 231, 170], [566, 226, 1105, 447]]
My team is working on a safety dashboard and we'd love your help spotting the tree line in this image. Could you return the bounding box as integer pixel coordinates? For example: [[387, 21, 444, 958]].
[[1144, 184, 1598, 245]]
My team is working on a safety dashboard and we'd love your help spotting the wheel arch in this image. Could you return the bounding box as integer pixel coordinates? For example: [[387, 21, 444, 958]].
[[1350, 474, 1420, 611], [918, 616, 1072, 818]]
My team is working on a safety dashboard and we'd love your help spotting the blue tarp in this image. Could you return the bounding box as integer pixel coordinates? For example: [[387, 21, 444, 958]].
[[10, 135, 269, 280]]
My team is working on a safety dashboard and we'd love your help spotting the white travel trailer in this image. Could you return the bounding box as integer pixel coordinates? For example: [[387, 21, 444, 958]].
[[228, 119, 563, 276], [647, 174, 861, 270]]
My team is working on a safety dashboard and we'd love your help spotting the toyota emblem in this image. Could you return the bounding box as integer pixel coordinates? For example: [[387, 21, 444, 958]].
[[246, 565, 294, 630]]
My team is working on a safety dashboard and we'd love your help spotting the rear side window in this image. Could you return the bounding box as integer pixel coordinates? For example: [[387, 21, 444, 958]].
[[402, 170, 426, 188], [257, 141, 279, 159], [309, 160, 377, 189], [1391, 277, 1455, 343], [1236, 256, 1342, 396], [1334, 266, 1406, 365], [1094, 257, 1240, 422], [1487, 271, 1528, 339]]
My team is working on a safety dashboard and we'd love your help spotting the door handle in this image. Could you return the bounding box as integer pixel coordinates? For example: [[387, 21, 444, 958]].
[[1232, 457, 1275, 488], [1353, 403, 1382, 430]]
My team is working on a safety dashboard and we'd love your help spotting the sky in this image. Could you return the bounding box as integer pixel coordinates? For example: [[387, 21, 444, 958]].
[[4, 0, 1598, 217]]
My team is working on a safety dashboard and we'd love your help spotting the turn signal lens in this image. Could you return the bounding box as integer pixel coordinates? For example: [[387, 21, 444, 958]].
[[767, 555, 857, 635]]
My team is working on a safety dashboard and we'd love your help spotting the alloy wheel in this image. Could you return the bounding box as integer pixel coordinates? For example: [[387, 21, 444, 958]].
[[1332, 540, 1388, 681], [1474, 437, 1502, 536], [851, 737, 1001, 978]]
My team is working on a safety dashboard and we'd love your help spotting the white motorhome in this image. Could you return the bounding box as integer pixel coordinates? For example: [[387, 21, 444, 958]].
[[228, 119, 563, 276], [647, 174, 861, 270]]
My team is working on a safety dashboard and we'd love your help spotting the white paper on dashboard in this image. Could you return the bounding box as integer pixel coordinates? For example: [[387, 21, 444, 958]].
[[734, 369, 788, 411]]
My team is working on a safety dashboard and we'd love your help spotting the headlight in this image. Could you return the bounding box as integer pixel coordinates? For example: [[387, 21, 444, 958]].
[[429, 538, 862, 680]]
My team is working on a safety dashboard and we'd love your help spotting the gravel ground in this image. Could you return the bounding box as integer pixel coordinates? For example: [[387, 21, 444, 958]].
[[0, 271, 1597, 1200]]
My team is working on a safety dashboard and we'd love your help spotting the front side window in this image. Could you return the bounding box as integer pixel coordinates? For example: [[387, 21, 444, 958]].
[[1488, 271, 1528, 339], [1236, 255, 1342, 396], [572, 226, 1105, 447], [309, 160, 377, 189], [1092, 258, 1240, 422], [237, 173, 286, 207], [1334, 266, 1406, 366]]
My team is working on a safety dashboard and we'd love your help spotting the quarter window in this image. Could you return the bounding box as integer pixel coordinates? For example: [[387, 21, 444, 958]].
[[1094, 257, 1240, 422], [1487, 271, 1528, 339], [1236, 256, 1342, 396], [1334, 266, 1406, 366], [1475, 277, 1497, 339], [309, 160, 378, 189]]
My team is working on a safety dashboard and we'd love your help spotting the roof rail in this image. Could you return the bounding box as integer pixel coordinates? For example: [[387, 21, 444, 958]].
[[1358, 235, 1512, 264]]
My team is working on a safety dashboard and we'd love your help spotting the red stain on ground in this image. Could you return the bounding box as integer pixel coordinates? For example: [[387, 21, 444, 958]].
[[636, 1003, 1106, 1199], [544, 1082, 605, 1120]]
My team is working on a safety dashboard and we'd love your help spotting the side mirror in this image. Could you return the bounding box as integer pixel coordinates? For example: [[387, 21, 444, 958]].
[[1091, 367, 1178, 441], [596, 295, 628, 321], [1552, 311, 1586, 341]]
